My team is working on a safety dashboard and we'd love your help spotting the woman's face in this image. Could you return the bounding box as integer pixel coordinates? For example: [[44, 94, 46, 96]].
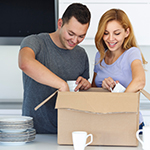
[[103, 20, 129, 52]]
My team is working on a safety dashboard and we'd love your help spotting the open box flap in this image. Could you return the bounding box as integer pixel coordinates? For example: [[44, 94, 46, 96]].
[[55, 90, 140, 114], [140, 89, 150, 100], [35, 88, 150, 112]]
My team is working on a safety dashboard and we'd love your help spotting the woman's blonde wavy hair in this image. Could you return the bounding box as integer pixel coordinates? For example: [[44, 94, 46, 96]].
[[95, 8, 147, 65]]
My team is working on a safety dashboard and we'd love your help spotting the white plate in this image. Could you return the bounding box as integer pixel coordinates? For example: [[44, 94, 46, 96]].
[[0, 142, 26, 145], [1, 129, 27, 133], [0, 116, 33, 123]]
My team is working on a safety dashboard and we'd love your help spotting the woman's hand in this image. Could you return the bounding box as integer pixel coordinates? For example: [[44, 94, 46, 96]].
[[102, 77, 118, 91]]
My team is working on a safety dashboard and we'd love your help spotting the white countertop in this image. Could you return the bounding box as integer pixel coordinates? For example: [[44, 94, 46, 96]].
[[0, 134, 143, 150]]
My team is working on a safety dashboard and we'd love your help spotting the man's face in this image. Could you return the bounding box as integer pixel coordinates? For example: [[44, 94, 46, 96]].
[[58, 17, 89, 50]]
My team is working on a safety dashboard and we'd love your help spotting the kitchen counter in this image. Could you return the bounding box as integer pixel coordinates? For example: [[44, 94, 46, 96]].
[[0, 134, 143, 150], [0, 101, 149, 114]]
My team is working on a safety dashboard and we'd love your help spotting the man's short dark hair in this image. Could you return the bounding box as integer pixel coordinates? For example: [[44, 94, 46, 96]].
[[61, 3, 91, 26]]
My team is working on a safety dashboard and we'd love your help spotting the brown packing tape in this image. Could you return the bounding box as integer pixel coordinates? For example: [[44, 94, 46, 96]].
[[66, 108, 137, 115], [140, 89, 150, 100]]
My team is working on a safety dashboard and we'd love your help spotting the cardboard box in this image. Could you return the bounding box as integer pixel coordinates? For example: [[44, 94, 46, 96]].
[[55, 88, 141, 146]]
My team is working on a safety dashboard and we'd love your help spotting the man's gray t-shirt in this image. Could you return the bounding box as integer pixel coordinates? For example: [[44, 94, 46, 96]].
[[20, 33, 89, 133]]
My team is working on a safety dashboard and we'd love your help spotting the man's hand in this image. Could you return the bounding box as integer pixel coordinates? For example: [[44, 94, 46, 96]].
[[74, 76, 91, 91]]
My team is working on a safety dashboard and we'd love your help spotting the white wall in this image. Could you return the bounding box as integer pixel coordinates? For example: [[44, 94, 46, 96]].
[[0, 46, 23, 100], [0, 45, 150, 102]]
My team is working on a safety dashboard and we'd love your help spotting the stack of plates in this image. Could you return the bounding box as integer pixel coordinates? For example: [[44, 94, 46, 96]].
[[0, 116, 36, 145]]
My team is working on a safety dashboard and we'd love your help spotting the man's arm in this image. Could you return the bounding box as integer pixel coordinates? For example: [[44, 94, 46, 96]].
[[18, 47, 69, 91]]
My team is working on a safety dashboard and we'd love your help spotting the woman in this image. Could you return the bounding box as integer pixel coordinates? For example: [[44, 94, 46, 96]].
[[92, 9, 147, 129]]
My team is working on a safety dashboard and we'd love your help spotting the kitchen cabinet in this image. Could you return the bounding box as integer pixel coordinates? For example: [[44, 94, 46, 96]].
[[59, 0, 150, 45]]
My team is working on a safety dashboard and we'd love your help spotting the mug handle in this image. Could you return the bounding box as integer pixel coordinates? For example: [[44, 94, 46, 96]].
[[136, 129, 144, 146], [85, 134, 93, 147]]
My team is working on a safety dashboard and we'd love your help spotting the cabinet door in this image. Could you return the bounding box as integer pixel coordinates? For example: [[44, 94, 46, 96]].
[[59, 0, 148, 2], [59, 1, 150, 45], [141, 110, 150, 125]]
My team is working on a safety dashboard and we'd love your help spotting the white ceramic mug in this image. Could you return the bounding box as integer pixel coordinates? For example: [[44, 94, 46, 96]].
[[110, 82, 126, 93], [136, 126, 150, 150], [72, 131, 93, 150], [67, 80, 79, 92]]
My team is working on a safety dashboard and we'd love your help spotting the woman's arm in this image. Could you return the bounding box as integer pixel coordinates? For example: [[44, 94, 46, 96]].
[[125, 59, 145, 92], [91, 72, 97, 87], [101, 59, 145, 92]]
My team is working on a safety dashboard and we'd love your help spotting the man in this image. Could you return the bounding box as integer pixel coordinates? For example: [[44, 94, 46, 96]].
[[18, 3, 91, 134]]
